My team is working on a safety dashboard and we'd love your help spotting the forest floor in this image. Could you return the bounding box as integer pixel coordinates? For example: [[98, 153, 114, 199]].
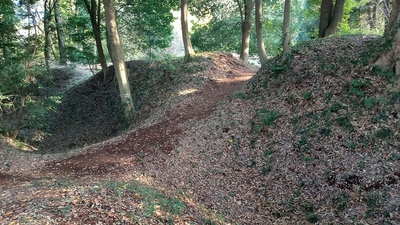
[[1, 36, 400, 224]]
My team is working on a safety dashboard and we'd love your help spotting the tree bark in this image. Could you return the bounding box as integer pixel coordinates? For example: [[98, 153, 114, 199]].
[[282, 0, 291, 62], [12, 97, 25, 140], [84, 0, 109, 80], [374, 0, 400, 74], [319, 0, 346, 37], [181, 0, 195, 57], [319, 0, 333, 38], [44, 0, 53, 75], [54, 0, 66, 65], [240, 0, 253, 63], [104, 0, 135, 121], [255, 0, 267, 65]]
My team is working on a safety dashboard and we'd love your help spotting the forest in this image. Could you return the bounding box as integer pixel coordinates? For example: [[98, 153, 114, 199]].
[[0, 0, 399, 224]]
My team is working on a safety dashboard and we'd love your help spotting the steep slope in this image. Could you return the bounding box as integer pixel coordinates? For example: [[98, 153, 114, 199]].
[[0, 37, 399, 224], [37, 53, 254, 152], [144, 35, 399, 224]]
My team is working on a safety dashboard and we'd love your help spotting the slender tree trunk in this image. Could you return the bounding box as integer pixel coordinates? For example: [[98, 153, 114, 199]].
[[282, 0, 291, 62], [319, 0, 346, 37], [319, 0, 333, 37], [240, 0, 253, 63], [255, 0, 267, 65], [44, 0, 52, 75], [181, 0, 195, 57], [381, 0, 391, 28], [375, 0, 400, 74], [104, 0, 134, 121], [386, 0, 400, 34], [84, 0, 109, 80], [12, 97, 25, 140], [54, 0, 66, 65]]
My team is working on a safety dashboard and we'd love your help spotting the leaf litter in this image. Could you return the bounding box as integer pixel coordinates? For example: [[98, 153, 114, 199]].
[[0, 36, 399, 224]]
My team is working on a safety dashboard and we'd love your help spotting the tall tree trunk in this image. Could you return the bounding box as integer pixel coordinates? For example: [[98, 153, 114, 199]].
[[255, 0, 267, 65], [319, 0, 346, 37], [367, 0, 377, 29], [319, 0, 333, 37], [104, 0, 134, 121], [54, 0, 66, 65], [282, 0, 291, 62], [181, 0, 195, 57], [12, 97, 25, 140], [44, 0, 53, 75], [84, 0, 109, 80], [240, 0, 253, 63], [385, 0, 400, 34], [375, 0, 400, 74]]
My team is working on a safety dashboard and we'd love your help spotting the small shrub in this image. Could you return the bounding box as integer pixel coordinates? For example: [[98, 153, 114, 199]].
[[330, 101, 345, 113], [375, 127, 394, 139], [303, 91, 312, 100], [348, 79, 370, 97], [257, 109, 279, 126], [306, 213, 319, 223], [320, 128, 331, 136], [335, 116, 354, 130], [364, 97, 375, 109], [332, 191, 351, 212]]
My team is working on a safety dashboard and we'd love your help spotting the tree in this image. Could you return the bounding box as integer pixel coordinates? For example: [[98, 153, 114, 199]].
[[103, 0, 134, 121], [255, 0, 267, 64], [1, 0, 51, 140], [54, 0, 67, 65], [83, 0, 109, 80], [282, 0, 291, 61], [238, 0, 254, 62], [319, 0, 347, 37], [43, 0, 53, 73], [181, 0, 195, 57], [374, 0, 400, 74]]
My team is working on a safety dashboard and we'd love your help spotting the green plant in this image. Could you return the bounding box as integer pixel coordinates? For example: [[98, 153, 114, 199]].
[[235, 92, 251, 99], [330, 101, 345, 113], [332, 191, 351, 212], [390, 92, 400, 104], [335, 115, 354, 130], [270, 64, 288, 77], [364, 97, 375, 109], [303, 91, 313, 100], [348, 79, 370, 97], [375, 127, 394, 140], [373, 66, 395, 81], [262, 165, 272, 175], [343, 140, 356, 149], [358, 160, 366, 169], [297, 134, 310, 152], [320, 127, 332, 136], [306, 213, 319, 223], [257, 109, 280, 126]]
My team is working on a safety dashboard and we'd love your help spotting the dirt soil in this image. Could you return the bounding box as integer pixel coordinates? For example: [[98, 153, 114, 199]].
[[1, 38, 399, 224], [0, 53, 259, 224]]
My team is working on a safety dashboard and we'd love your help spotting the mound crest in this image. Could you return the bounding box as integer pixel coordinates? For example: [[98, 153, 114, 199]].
[[149, 35, 399, 224], [38, 53, 255, 152]]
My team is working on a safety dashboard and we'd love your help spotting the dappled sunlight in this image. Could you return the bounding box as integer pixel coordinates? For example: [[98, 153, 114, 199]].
[[215, 74, 254, 83], [3, 137, 38, 151], [178, 88, 199, 96]]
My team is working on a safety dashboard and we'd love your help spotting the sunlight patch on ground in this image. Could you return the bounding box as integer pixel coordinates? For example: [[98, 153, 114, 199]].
[[178, 88, 199, 96], [215, 74, 254, 83], [2, 137, 38, 151]]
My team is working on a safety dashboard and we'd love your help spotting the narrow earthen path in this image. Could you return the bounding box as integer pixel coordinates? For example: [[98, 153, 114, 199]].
[[42, 73, 255, 178], [0, 70, 255, 186]]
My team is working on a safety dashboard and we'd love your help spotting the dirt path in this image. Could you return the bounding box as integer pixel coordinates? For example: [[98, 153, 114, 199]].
[[0, 71, 255, 186]]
